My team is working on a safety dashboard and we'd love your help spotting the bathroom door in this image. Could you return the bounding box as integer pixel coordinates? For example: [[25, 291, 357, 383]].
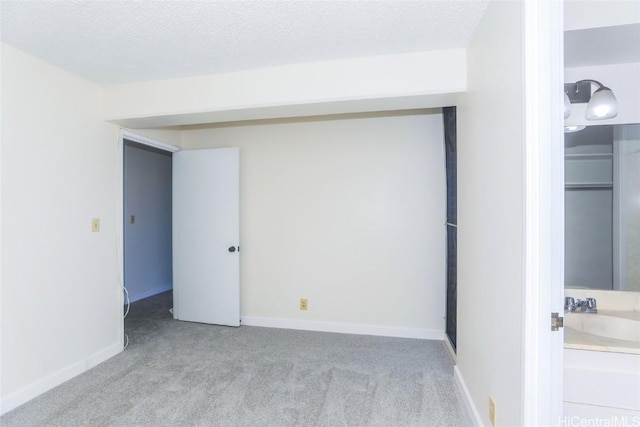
[[172, 147, 240, 326]]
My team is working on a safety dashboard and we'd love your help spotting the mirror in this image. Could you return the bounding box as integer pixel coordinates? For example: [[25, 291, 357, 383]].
[[565, 123, 640, 291]]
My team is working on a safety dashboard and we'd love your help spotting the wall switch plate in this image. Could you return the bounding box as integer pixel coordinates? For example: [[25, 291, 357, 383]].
[[91, 218, 100, 232], [489, 397, 496, 426], [130, 215, 135, 224], [300, 298, 308, 311]]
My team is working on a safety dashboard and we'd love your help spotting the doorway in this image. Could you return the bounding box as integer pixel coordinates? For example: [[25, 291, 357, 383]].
[[121, 133, 179, 346], [123, 139, 173, 303], [119, 132, 241, 345]]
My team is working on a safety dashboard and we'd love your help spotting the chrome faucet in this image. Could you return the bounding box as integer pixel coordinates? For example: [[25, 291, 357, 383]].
[[565, 297, 576, 311], [565, 296, 597, 313]]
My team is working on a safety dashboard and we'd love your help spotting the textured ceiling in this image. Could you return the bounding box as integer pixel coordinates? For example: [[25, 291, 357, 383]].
[[0, 0, 488, 85]]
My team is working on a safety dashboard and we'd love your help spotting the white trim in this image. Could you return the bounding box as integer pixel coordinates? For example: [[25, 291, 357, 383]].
[[548, 0, 567, 422], [240, 316, 444, 341], [120, 130, 181, 153], [563, 402, 640, 419], [522, 0, 564, 425], [115, 132, 125, 356], [443, 336, 456, 363], [523, 0, 543, 423], [454, 366, 483, 427], [128, 284, 173, 303], [0, 342, 121, 415]]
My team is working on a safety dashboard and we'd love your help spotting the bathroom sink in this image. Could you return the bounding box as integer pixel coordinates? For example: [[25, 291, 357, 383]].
[[564, 310, 640, 342]]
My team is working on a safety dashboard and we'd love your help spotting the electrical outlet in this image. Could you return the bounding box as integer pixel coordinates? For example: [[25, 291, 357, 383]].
[[300, 298, 308, 311], [489, 397, 496, 426], [91, 218, 101, 232]]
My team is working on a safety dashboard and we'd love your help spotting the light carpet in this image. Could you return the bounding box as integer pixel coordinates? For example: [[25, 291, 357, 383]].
[[1, 291, 471, 426]]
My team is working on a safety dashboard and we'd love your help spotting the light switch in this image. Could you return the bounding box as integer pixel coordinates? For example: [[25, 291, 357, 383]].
[[91, 218, 100, 232], [130, 215, 135, 224]]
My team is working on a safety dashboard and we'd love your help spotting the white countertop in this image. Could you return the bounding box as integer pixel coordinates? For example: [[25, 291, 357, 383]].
[[564, 326, 640, 355]]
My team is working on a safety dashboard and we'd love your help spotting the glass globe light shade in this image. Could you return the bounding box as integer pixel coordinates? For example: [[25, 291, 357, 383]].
[[585, 87, 618, 120]]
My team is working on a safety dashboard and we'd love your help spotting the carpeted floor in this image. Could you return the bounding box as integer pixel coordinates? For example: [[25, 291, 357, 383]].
[[1, 291, 472, 426]]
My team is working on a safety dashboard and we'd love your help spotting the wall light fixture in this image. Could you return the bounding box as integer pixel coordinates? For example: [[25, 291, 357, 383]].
[[564, 80, 618, 120]]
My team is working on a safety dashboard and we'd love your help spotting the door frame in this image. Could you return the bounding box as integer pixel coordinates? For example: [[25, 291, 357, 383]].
[[117, 130, 181, 348], [522, 0, 565, 424]]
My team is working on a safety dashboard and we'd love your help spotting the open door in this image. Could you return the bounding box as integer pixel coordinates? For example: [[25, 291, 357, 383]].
[[172, 147, 240, 326]]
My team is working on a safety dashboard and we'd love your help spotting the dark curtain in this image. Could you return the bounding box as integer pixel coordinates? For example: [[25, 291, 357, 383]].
[[443, 107, 457, 351]]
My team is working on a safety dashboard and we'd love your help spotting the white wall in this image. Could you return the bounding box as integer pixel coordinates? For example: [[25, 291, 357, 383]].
[[124, 143, 173, 302], [456, 1, 525, 426], [564, 0, 640, 31], [181, 111, 446, 337], [0, 44, 122, 413]]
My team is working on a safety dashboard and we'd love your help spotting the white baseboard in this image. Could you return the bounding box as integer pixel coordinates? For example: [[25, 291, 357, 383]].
[[443, 336, 456, 363], [240, 316, 444, 340], [563, 401, 640, 419], [128, 284, 172, 303], [0, 342, 122, 416], [454, 365, 483, 426]]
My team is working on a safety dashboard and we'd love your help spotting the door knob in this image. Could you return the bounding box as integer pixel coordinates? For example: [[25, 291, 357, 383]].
[[228, 246, 236, 253]]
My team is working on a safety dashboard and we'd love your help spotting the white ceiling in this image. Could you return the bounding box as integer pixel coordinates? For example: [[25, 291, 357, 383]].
[[0, 0, 489, 86]]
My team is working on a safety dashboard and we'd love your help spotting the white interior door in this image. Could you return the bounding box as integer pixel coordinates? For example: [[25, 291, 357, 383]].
[[172, 147, 240, 326]]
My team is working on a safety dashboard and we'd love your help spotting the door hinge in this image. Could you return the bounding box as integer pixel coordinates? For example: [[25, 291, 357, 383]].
[[551, 312, 564, 331]]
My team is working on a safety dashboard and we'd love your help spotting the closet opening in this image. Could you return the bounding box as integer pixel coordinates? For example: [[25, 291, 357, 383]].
[[443, 106, 457, 353]]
